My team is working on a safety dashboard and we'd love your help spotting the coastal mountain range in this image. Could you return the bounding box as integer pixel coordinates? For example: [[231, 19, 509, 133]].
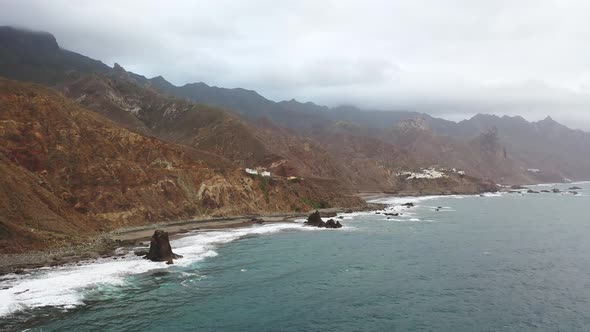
[[1, 26, 588, 252]]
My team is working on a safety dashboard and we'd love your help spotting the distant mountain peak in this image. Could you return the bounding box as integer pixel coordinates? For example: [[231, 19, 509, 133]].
[[471, 113, 499, 120], [184, 81, 209, 88], [0, 26, 59, 52], [502, 115, 528, 123], [536, 115, 566, 130], [148, 75, 174, 88], [113, 62, 125, 72], [279, 98, 302, 105]]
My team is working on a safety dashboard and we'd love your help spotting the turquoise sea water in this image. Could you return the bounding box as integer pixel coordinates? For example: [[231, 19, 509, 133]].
[[2, 182, 590, 331]]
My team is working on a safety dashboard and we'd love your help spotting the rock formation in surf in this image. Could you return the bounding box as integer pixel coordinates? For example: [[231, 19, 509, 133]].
[[325, 218, 343, 228], [305, 211, 342, 228], [144, 230, 183, 264], [305, 210, 325, 227]]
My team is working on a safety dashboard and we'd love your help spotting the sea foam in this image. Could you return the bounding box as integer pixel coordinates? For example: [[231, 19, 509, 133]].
[[0, 223, 318, 317], [369, 194, 466, 206]]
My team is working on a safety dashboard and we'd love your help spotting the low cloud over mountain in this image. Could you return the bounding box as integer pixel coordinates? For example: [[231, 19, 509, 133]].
[[3, 0, 590, 128]]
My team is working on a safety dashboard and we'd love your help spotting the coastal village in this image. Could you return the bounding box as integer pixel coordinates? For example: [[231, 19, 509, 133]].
[[396, 167, 466, 180], [244, 167, 301, 182], [244, 168, 270, 177]]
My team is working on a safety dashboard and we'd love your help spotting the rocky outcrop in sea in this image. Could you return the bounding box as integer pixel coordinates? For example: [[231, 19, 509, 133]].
[[305, 211, 343, 228], [144, 230, 183, 264]]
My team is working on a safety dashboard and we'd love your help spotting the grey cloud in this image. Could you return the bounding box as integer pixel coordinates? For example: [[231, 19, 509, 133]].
[[2, 0, 590, 129]]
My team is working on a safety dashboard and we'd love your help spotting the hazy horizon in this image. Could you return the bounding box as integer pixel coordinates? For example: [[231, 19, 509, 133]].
[[3, 0, 590, 129]]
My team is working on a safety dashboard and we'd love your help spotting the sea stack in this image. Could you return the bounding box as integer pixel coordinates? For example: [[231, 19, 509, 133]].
[[144, 230, 183, 264], [325, 219, 343, 228], [305, 210, 325, 227], [304, 211, 343, 228]]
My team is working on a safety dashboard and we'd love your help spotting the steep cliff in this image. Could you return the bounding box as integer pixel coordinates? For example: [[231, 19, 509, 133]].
[[0, 79, 364, 253]]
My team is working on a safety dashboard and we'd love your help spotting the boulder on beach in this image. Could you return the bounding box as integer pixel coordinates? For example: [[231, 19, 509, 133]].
[[401, 202, 414, 207], [527, 189, 539, 194], [540, 190, 550, 193], [552, 188, 561, 193], [569, 186, 582, 190], [144, 230, 183, 264]]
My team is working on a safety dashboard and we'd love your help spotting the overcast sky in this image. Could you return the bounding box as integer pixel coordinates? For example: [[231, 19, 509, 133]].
[[3, 0, 590, 128]]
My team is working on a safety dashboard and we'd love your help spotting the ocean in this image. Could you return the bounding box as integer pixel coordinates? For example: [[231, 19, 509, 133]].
[[1, 182, 590, 331]]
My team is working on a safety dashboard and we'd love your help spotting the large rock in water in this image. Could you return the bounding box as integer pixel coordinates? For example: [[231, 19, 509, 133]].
[[325, 219, 343, 228], [304, 211, 343, 228], [305, 210, 325, 227], [144, 230, 183, 264]]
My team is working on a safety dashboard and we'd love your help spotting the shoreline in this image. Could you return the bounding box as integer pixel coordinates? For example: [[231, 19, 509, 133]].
[[0, 204, 383, 275], [3, 181, 584, 275], [2, 186, 588, 328]]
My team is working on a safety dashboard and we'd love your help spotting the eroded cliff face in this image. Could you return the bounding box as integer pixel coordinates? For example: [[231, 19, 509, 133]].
[[0, 79, 364, 253]]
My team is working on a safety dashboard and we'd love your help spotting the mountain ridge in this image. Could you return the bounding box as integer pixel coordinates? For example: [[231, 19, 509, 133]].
[[0, 26, 578, 136], [1, 25, 588, 186]]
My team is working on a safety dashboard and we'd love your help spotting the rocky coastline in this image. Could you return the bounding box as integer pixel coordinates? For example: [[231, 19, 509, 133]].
[[0, 204, 381, 275], [2, 181, 579, 275]]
